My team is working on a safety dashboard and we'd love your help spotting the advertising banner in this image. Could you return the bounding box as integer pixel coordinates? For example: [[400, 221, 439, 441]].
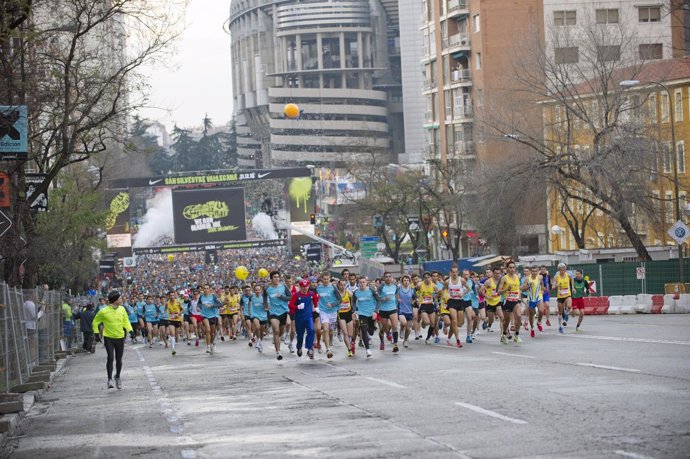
[[0, 105, 28, 159], [172, 187, 247, 244]]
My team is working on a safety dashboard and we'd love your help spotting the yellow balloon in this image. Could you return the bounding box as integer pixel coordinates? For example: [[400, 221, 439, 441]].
[[294, 255, 301, 261], [235, 265, 249, 281], [167, 254, 174, 262], [258, 268, 269, 278], [283, 103, 300, 119]]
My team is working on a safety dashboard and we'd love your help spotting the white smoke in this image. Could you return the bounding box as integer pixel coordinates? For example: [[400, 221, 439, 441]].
[[252, 212, 278, 239], [133, 188, 174, 247]]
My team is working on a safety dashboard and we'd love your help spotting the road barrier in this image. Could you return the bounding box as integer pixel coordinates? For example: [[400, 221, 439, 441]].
[[0, 283, 64, 394]]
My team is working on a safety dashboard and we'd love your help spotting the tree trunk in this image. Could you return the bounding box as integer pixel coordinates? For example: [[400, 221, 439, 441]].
[[617, 216, 652, 261]]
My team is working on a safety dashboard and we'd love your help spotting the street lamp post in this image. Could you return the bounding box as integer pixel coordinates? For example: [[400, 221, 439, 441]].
[[620, 80, 683, 283]]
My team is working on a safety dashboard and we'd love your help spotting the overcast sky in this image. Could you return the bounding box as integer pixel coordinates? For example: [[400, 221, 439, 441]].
[[139, 1, 233, 130]]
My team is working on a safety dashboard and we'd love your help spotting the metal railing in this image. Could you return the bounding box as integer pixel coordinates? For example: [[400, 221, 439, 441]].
[[450, 68, 472, 83], [1, 283, 65, 393]]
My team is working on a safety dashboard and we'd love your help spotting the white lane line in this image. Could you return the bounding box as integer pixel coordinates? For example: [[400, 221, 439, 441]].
[[454, 402, 527, 425], [492, 351, 536, 359], [576, 363, 641, 373], [614, 450, 656, 459], [563, 333, 690, 347], [365, 377, 406, 389]]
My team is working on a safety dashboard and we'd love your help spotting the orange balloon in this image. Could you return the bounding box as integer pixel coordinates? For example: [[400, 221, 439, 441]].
[[283, 103, 300, 119]]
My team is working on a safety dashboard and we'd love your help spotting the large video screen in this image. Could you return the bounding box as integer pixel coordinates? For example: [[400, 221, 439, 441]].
[[172, 187, 247, 243]]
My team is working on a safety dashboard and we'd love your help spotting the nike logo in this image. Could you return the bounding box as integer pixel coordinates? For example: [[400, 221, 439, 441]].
[[148, 179, 163, 185], [257, 172, 271, 179]]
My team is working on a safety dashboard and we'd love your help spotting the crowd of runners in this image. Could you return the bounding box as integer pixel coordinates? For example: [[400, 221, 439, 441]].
[[89, 253, 593, 389]]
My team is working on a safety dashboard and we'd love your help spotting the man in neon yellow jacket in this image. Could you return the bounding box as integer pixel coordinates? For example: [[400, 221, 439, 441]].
[[92, 290, 132, 389]]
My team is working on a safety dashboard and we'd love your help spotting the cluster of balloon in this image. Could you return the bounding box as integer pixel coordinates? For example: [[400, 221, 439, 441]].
[[283, 103, 302, 120]]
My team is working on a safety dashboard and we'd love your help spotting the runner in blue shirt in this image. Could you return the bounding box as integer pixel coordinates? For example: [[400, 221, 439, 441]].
[[250, 284, 268, 353], [199, 284, 221, 354], [377, 272, 400, 353], [315, 271, 342, 359], [352, 277, 380, 359], [396, 275, 416, 348], [265, 271, 292, 360], [143, 295, 158, 348]]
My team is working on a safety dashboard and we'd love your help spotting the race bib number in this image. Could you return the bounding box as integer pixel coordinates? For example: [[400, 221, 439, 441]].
[[297, 303, 305, 310], [506, 292, 520, 301], [339, 302, 350, 312], [423, 296, 433, 303], [170, 313, 179, 320], [559, 288, 570, 296], [449, 288, 461, 299]]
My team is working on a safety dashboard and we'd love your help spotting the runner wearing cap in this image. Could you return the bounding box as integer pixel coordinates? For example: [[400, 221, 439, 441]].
[[289, 278, 318, 359], [551, 263, 573, 334], [92, 290, 132, 389]]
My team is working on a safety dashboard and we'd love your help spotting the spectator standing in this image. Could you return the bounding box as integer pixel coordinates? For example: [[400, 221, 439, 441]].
[[74, 303, 96, 353]]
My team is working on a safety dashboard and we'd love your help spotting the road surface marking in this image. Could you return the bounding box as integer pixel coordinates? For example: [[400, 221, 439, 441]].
[[614, 450, 655, 459], [454, 402, 527, 424], [563, 333, 690, 347], [576, 363, 641, 373], [365, 377, 406, 389], [492, 351, 536, 359]]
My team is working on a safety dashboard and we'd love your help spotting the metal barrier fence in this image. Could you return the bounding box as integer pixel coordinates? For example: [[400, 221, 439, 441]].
[[0, 283, 64, 393], [567, 260, 690, 296]]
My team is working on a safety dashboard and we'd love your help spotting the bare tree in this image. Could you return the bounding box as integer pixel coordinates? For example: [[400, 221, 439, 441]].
[[1, 0, 184, 285]]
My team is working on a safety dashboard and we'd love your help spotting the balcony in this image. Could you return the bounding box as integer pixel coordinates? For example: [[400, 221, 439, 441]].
[[446, 33, 470, 52], [446, 0, 469, 19], [450, 68, 471, 85], [455, 141, 476, 158], [452, 106, 473, 121], [423, 79, 437, 92]]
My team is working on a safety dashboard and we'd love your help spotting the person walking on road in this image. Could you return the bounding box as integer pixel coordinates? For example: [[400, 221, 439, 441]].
[[74, 302, 96, 353], [92, 290, 132, 389]]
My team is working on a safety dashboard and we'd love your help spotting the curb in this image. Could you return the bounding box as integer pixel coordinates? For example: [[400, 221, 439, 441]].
[[0, 355, 71, 448]]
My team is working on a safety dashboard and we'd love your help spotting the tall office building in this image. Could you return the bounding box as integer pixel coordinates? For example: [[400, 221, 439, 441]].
[[229, 0, 406, 168]]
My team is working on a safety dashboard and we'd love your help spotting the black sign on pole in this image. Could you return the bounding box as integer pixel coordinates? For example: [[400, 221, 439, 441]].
[[25, 174, 48, 211], [172, 187, 247, 244], [304, 243, 322, 262], [205, 250, 217, 265]]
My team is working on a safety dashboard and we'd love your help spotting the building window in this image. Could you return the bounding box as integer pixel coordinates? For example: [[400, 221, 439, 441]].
[[677, 141, 686, 174], [675, 89, 683, 122], [475, 52, 481, 70], [665, 191, 674, 224], [473, 14, 480, 32], [663, 143, 672, 174], [555, 47, 579, 64], [597, 45, 620, 62], [445, 90, 452, 119], [661, 92, 670, 123], [596, 8, 619, 24], [647, 93, 657, 123], [554, 10, 576, 26], [639, 43, 663, 60], [638, 6, 661, 23], [476, 88, 483, 107]]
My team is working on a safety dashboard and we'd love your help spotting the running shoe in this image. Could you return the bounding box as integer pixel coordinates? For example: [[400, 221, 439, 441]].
[[530, 329, 535, 338], [195, 338, 199, 347], [115, 378, 122, 390], [172, 349, 176, 356], [514, 335, 523, 344], [232, 336, 237, 341], [327, 349, 333, 359], [220, 336, 225, 342], [434, 336, 440, 344], [308, 349, 314, 359], [359, 339, 364, 347], [297, 348, 303, 357], [187, 340, 191, 346], [488, 327, 494, 333], [576, 327, 582, 333], [506, 334, 512, 340], [500, 334, 508, 344], [379, 342, 385, 351], [424, 339, 430, 345], [559, 326, 564, 334], [545, 319, 551, 327], [351, 341, 356, 353], [256, 341, 263, 353], [537, 322, 543, 332], [338, 333, 344, 343], [211, 343, 216, 354], [447, 339, 452, 347], [466, 335, 472, 344], [317, 346, 322, 354], [347, 350, 353, 357], [403, 340, 408, 348], [482, 321, 487, 330], [277, 353, 283, 361], [288, 342, 295, 353], [283, 334, 290, 345], [107, 379, 115, 389], [456, 339, 463, 348], [415, 334, 422, 340], [392, 344, 399, 353], [386, 332, 392, 342], [206, 345, 210, 354], [524, 321, 529, 331], [366, 349, 372, 358]]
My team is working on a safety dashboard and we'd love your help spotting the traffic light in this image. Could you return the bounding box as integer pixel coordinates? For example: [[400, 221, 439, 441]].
[[441, 229, 449, 238], [310, 213, 316, 224]]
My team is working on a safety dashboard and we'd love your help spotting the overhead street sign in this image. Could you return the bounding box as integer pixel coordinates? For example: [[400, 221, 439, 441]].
[[668, 220, 690, 246], [0, 209, 11, 239]]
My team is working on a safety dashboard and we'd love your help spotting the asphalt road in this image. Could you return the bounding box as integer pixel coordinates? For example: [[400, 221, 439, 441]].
[[3, 315, 690, 459]]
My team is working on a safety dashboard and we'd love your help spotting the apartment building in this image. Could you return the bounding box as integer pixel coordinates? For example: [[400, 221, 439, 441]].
[[229, 0, 406, 168]]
